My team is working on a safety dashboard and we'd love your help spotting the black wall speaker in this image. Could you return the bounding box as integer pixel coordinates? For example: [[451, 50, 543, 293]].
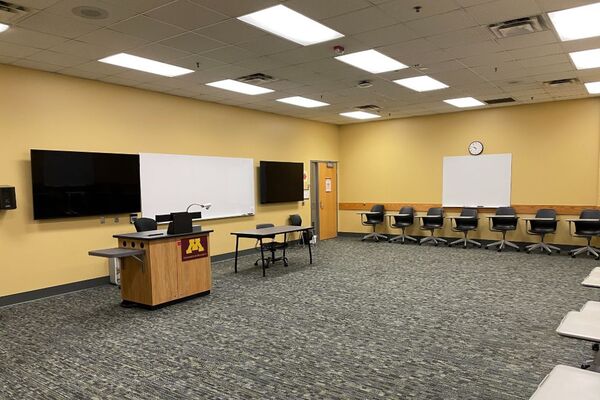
[[0, 186, 16, 210]]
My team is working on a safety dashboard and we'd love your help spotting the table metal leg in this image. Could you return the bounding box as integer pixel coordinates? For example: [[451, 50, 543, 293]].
[[234, 236, 239, 273], [283, 232, 288, 266], [307, 229, 313, 264], [259, 238, 266, 277]]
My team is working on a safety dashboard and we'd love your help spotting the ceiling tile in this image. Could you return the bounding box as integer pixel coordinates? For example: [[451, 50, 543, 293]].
[[110, 15, 186, 42], [130, 43, 192, 63], [237, 35, 300, 57], [323, 7, 397, 35], [160, 32, 226, 54], [48, 39, 114, 59], [507, 43, 563, 60], [0, 41, 41, 58], [351, 23, 419, 47], [12, 58, 63, 71], [405, 10, 478, 37], [78, 28, 149, 50], [171, 54, 225, 72], [45, 0, 139, 27], [15, 0, 62, 9], [25, 49, 89, 67], [188, 0, 279, 17], [465, 0, 542, 25], [17, 10, 99, 38], [497, 30, 558, 51], [194, 19, 267, 45], [426, 26, 493, 49], [285, 0, 371, 19], [145, 0, 228, 30], [0, 27, 67, 49], [199, 45, 255, 64], [377, 0, 462, 23], [58, 67, 108, 80]]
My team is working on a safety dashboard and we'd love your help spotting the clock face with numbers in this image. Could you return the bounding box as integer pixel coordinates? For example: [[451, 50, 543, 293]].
[[468, 141, 484, 155]]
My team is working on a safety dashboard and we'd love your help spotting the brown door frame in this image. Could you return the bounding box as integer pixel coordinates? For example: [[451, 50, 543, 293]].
[[310, 160, 338, 239]]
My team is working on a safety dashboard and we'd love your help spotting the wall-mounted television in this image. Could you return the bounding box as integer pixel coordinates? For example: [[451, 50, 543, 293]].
[[259, 161, 303, 204], [31, 149, 141, 220]]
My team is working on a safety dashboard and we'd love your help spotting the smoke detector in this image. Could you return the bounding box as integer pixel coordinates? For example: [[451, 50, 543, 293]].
[[357, 80, 373, 88], [236, 73, 278, 85], [489, 16, 547, 38]]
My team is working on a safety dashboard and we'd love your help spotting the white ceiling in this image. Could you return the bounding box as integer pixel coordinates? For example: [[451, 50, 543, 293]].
[[0, 0, 599, 124]]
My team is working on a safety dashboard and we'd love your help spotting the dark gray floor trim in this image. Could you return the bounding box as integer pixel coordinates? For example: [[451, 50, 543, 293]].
[[0, 277, 110, 308], [1, 241, 301, 307]]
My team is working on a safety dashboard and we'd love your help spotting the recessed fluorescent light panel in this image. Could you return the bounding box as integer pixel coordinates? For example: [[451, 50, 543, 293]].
[[394, 76, 449, 92], [585, 81, 600, 94], [340, 111, 381, 120], [548, 2, 600, 41], [206, 79, 274, 95], [277, 96, 329, 108], [98, 53, 193, 77], [0, 23, 9, 33], [335, 49, 408, 74], [237, 4, 344, 46], [569, 48, 600, 70], [443, 97, 485, 108]]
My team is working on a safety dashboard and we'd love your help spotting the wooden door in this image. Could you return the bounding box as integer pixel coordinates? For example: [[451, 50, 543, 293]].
[[318, 162, 337, 240]]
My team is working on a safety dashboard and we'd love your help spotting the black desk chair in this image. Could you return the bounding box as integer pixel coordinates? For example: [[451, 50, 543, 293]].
[[134, 217, 157, 232], [448, 208, 481, 248], [289, 214, 313, 245], [388, 206, 416, 244], [486, 207, 520, 252], [254, 223, 288, 267], [361, 204, 387, 241], [418, 207, 446, 246], [569, 209, 600, 260], [525, 208, 560, 255]]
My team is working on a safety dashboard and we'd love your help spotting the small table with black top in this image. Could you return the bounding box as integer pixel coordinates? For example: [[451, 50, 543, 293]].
[[230, 225, 314, 277]]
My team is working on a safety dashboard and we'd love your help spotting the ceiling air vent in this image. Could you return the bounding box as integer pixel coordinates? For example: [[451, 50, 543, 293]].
[[484, 97, 516, 105], [544, 77, 579, 87], [355, 105, 381, 112], [0, 1, 30, 24], [236, 73, 277, 85], [489, 16, 546, 38]]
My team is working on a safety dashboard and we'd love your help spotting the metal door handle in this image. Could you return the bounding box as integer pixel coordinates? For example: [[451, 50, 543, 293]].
[[320, 201, 323, 209]]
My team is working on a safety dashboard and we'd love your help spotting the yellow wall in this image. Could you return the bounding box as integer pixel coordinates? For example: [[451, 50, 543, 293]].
[[338, 98, 600, 244], [0, 65, 339, 297], [3, 63, 600, 298]]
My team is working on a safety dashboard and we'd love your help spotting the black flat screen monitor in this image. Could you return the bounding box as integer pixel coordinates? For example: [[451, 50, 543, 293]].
[[31, 149, 141, 220], [259, 161, 303, 204]]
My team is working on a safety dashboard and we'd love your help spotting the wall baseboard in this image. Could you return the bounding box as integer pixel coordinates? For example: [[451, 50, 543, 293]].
[[0, 277, 110, 308], [0, 242, 298, 308]]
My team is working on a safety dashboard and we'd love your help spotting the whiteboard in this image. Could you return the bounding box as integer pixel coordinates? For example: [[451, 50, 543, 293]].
[[139, 153, 255, 221], [442, 154, 512, 207]]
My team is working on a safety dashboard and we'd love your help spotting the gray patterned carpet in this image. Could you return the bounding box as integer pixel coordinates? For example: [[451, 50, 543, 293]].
[[1, 237, 599, 399]]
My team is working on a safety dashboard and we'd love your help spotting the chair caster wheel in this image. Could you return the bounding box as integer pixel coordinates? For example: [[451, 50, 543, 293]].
[[556, 250, 560, 254], [526, 250, 530, 254], [463, 245, 467, 249], [516, 249, 520, 252], [581, 364, 591, 370], [571, 255, 576, 258], [448, 244, 452, 248], [592, 343, 599, 351]]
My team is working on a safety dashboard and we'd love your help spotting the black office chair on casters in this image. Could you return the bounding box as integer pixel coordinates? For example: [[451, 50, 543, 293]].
[[254, 223, 288, 267], [388, 206, 416, 243], [448, 208, 481, 249], [418, 207, 446, 246], [525, 209, 560, 255], [360, 204, 387, 241], [568, 209, 600, 260], [134, 217, 157, 232], [486, 207, 520, 252], [289, 214, 313, 245]]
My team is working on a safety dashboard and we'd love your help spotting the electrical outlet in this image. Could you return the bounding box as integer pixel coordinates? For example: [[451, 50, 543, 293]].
[[100, 216, 105, 224], [114, 217, 119, 223]]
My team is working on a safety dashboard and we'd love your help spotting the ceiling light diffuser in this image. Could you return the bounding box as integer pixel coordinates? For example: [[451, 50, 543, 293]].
[[98, 53, 193, 77], [237, 4, 344, 46], [585, 81, 600, 94], [340, 111, 381, 120], [548, 2, 600, 41], [569, 48, 600, 70], [276, 96, 329, 108], [0, 23, 9, 33], [335, 49, 408, 74], [443, 97, 485, 108], [206, 79, 274, 95], [394, 76, 449, 92]]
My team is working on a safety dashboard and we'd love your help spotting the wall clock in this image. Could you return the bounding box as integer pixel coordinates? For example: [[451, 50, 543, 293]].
[[468, 141, 484, 155]]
